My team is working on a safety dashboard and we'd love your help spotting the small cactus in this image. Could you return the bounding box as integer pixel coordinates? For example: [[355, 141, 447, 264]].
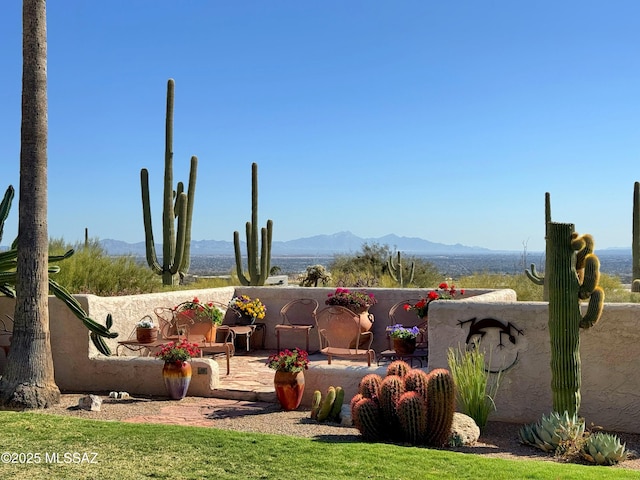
[[316, 386, 337, 422], [310, 390, 322, 420], [379, 375, 405, 433], [328, 386, 345, 421], [424, 368, 456, 447]]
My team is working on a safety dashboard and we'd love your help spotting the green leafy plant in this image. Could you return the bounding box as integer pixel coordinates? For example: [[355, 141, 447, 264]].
[[447, 341, 502, 430], [155, 339, 201, 364], [266, 348, 309, 372], [325, 288, 377, 310]]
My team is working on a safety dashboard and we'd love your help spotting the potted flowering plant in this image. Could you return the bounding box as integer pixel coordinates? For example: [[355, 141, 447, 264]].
[[325, 287, 377, 313], [404, 282, 464, 318], [386, 324, 420, 355], [266, 347, 310, 372], [156, 339, 201, 400], [136, 316, 158, 343], [156, 338, 201, 364], [229, 295, 266, 325], [266, 348, 309, 411], [175, 297, 224, 325]]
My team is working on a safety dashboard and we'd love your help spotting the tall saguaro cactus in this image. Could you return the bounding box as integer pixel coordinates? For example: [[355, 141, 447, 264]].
[[233, 162, 273, 286], [547, 222, 604, 416], [526, 192, 551, 300], [632, 182, 640, 292], [140, 79, 197, 286], [387, 251, 415, 287]]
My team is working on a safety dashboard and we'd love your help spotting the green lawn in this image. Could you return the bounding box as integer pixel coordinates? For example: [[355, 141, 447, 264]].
[[0, 412, 637, 479]]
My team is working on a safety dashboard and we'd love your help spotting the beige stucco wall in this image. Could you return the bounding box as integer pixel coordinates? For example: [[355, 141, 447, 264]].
[[1, 285, 638, 434], [427, 298, 640, 434]]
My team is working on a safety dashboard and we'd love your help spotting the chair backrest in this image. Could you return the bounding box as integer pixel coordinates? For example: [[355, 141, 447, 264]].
[[280, 298, 319, 326], [388, 299, 425, 328], [316, 305, 367, 349]]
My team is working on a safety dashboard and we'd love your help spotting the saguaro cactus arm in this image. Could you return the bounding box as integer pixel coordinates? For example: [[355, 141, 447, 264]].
[[526, 192, 552, 298]]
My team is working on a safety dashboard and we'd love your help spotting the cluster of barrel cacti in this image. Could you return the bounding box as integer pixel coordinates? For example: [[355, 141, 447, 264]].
[[349, 360, 455, 446], [310, 385, 345, 422]]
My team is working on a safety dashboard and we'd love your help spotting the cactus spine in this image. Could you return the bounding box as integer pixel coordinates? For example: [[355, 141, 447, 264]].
[[141, 78, 197, 286], [387, 251, 415, 287], [633, 182, 640, 292], [233, 162, 273, 286], [547, 222, 604, 416]]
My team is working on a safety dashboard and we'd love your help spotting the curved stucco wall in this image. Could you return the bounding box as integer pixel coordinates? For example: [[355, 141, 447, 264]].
[[1, 286, 639, 434]]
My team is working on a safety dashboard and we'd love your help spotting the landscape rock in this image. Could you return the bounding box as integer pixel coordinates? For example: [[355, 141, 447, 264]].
[[449, 412, 480, 446], [78, 394, 102, 412]]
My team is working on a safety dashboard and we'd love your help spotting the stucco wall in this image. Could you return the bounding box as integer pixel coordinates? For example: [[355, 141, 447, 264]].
[[1, 286, 639, 434], [427, 299, 640, 434]]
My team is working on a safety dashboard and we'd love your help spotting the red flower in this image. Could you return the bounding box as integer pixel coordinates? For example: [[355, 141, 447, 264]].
[[427, 291, 439, 300]]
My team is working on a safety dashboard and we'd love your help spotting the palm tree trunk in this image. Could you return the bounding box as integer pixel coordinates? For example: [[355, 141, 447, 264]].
[[0, 0, 60, 408]]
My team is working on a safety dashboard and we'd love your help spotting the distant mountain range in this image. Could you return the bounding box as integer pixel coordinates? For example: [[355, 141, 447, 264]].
[[100, 231, 502, 256]]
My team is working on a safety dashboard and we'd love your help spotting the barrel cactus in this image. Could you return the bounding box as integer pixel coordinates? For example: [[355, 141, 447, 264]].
[[351, 366, 456, 446]]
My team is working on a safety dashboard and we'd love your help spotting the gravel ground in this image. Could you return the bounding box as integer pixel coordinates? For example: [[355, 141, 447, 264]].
[[31, 394, 640, 471]]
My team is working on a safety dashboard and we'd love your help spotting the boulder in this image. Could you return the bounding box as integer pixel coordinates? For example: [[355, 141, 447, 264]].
[[78, 394, 102, 412], [449, 412, 480, 446]]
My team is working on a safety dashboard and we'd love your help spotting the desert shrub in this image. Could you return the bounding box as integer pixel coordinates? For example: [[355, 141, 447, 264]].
[[49, 238, 161, 295], [458, 273, 543, 301]]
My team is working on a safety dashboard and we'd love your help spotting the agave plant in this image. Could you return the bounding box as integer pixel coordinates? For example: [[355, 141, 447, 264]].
[[0, 185, 117, 355], [519, 411, 585, 453], [581, 432, 627, 465]]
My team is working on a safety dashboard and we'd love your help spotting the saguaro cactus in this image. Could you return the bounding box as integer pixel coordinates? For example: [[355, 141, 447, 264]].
[[233, 162, 273, 286], [632, 182, 640, 292], [526, 192, 551, 300], [140, 79, 197, 286], [387, 251, 415, 287], [547, 222, 604, 416]]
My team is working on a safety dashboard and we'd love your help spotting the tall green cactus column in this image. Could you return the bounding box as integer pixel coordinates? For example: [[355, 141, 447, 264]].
[[547, 222, 604, 416], [140, 78, 197, 286], [632, 182, 640, 292], [233, 162, 273, 286]]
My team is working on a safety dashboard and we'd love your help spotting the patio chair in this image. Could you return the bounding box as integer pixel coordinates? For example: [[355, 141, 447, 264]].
[[387, 299, 428, 350], [316, 306, 375, 366], [275, 298, 319, 352], [192, 325, 235, 376]]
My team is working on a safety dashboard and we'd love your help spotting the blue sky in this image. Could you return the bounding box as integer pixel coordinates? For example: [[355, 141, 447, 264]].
[[1, 1, 639, 252]]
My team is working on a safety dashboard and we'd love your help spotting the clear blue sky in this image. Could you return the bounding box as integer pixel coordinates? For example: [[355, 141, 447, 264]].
[[1, 1, 639, 252]]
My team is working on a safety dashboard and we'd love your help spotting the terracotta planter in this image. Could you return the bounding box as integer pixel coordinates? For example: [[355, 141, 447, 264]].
[[273, 370, 305, 410], [393, 337, 417, 355], [204, 325, 217, 343], [136, 327, 158, 343], [347, 307, 374, 349], [162, 361, 192, 400]]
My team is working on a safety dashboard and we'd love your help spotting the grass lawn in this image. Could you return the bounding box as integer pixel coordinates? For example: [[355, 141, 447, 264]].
[[0, 412, 638, 479]]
